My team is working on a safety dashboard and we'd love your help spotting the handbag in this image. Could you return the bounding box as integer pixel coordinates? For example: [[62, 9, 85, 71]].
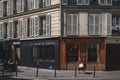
[[78, 63, 84, 68]]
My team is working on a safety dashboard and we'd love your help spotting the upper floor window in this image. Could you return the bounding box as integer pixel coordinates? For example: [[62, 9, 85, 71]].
[[66, 14, 78, 35], [112, 16, 120, 35], [62, 0, 89, 5], [16, 0, 24, 13], [0, 1, 3, 17], [99, 0, 112, 5], [89, 14, 101, 35], [7, 0, 13, 15], [17, 19, 22, 38], [0, 22, 4, 39], [41, 0, 51, 7], [90, 0, 99, 5], [7, 21, 14, 39]]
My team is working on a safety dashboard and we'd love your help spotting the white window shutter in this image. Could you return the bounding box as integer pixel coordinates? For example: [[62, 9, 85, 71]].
[[73, 14, 78, 35], [17, 20, 22, 38], [46, 0, 50, 6], [89, 14, 94, 35], [107, 13, 112, 35], [0, 23, 4, 39], [46, 15, 51, 35], [34, 16, 39, 37], [30, 17, 34, 37], [67, 14, 72, 35], [21, 0, 24, 12], [34, 0, 39, 9], [62, 0, 67, 5], [0, 2, 3, 17], [24, 18, 28, 38], [95, 14, 100, 35]]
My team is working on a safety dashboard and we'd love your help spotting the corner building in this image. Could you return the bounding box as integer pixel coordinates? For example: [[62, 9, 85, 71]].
[[0, 0, 120, 70]]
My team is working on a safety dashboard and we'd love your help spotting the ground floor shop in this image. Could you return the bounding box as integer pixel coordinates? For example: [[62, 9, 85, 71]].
[[20, 37, 60, 69], [60, 37, 105, 70]]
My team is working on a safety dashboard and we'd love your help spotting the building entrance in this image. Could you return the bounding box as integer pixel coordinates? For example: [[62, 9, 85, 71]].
[[106, 44, 120, 71]]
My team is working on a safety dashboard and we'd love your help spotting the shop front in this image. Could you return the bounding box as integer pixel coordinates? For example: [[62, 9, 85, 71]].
[[60, 37, 105, 70], [20, 37, 60, 69]]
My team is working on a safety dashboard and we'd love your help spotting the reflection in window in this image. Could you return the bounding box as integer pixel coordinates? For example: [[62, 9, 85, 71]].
[[66, 44, 78, 63], [112, 16, 120, 35], [88, 44, 99, 63], [33, 45, 55, 61]]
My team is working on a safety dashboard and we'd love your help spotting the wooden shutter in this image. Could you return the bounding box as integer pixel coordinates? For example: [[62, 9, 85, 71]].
[[62, 0, 67, 5], [34, 16, 40, 37], [107, 13, 112, 35], [73, 14, 78, 35], [0, 1, 3, 17], [46, 15, 51, 35], [30, 17, 34, 37], [0, 22, 4, 39], [24, 18, 28, 38], [94, 14, 100, 35], [17, 19, 22, 38], [89, 14, 94, 35], [34, 0, 39, 9], [67, 14, 72, 35]]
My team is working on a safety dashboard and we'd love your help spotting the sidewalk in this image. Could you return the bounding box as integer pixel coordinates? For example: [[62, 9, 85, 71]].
[[0, 66, 120, 80]]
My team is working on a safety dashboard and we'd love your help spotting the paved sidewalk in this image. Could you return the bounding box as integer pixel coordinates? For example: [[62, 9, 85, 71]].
[[0, 66, 120, 80]]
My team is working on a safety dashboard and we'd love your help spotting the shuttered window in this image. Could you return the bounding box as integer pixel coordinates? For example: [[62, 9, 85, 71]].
[[23, 18, 29, 38], [46, 15, 51, 35], [34, 0, 39, 9], [7, 0, 13, 15], [34, 16, 40, 37], [7, 21, 13, 38], [27, 0, 33, 10], [99, 0, 112, 5], [17, 19, 22, 38], [30, 17, 34, 37], [0, 22, 4, 39], [107, 14, 112, 35], [16, 0, 24, 13], [0, 1, 3, 17], [77, 0, 89, 5], [89, 14, 101, 35], [67, 14, 78, 35]]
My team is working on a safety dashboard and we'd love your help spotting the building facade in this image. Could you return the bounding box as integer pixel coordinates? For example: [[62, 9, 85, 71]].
[[0, 0, 120, 70]]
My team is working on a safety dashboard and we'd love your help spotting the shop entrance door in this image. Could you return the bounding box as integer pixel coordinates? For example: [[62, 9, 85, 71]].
[[106, 44, 120, 71]]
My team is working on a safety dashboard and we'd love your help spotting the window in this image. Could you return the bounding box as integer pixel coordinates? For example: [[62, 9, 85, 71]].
[[67, 14, 78, 35], [112, 16, 120, 35], [99, 0, 112, 5], [34, 16, 40, 37], [7, 21, 14, 39], [62, 0, 67, 5], [68, 0, 77, 5], [0, 22, 4, 39], [90, 0, 99, 5], [30, 17, 34, 37], [34, 0, 39, 9], [77, 0, 89, 5], [89, 14, 101, 35], [27, 0, 33, 10], [88, 44, 100, 63], [23, 18, 29, 38], [41, 0, 50, 7], [16, 0, 24, 13], [41, 17, 46, 35], [7, 0, 13, 15], [33, 45, 55, 61], [0, 1, 3, 17], [66, 44, 78, 63], [17, 19, 22, 38]]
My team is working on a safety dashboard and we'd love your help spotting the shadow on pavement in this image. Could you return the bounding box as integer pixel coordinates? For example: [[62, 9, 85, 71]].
[[0, 75, 32, 80]]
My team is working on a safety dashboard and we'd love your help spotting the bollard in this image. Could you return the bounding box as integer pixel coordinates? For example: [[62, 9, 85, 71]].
[[36, 60, 39, 77], [54, 65, 56, 77], [74, 66, 77, 77], [15, 61, 18, 77], [93, 66, 96, 78]]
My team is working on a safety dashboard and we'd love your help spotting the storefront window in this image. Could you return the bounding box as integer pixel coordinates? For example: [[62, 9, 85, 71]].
[[88, 44, 100, 63], [66, 44, 78, 63], [33, 45, 55, 61]]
